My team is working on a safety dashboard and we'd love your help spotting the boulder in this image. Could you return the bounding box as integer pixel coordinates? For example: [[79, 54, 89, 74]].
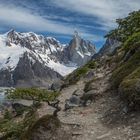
[[64, 94, 81, 111], [80, 90, 97, 106], [50, 80, 64, 91]]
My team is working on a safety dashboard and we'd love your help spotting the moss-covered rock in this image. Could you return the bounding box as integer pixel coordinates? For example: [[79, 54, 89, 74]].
[[22, 115, 61, 140], [111, 49, 140, 88], [119, 67, 140, 108]]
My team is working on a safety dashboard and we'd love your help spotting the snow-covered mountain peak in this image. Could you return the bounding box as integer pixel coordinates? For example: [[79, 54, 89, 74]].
[[0, 30, 96, 87]]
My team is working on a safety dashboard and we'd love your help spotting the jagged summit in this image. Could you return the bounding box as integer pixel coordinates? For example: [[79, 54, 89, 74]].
[[74, 30, 79, 38], [65, 31, 96, 66]]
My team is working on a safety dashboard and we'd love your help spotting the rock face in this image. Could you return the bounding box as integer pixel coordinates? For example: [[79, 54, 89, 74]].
[[0, 30, 96, 87], [93, 37, 121, 59], [63, 31, 96, 66]]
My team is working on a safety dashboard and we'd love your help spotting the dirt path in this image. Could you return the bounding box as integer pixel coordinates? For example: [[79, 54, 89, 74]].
[[57, 69, 140, 140]]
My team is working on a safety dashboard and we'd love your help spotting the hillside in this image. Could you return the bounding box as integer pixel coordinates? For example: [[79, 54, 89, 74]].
[[0, 10, 140, 140]]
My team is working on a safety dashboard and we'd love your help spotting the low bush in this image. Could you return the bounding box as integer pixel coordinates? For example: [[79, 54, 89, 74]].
[[85, 60, 97, 69], [7, 88, 60, 102], [123, 32, 140, 52]]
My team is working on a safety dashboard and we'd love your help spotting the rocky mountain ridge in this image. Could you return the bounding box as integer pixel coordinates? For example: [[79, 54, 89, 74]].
[[0, 30, 96, 87]]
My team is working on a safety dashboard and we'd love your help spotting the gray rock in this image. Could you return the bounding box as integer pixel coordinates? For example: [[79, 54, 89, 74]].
[[93, 37, 121, 59], [84, 70, 95, 80], [12, 99, 33, 107], [69, 94, 81, 105], [64, 94, 81, 111], [0, 52, 62, 88], [72, 89, 84, 96], [50, 80, 64, 91], [0, 69, 14, 87], [80, 90, 97, 106]]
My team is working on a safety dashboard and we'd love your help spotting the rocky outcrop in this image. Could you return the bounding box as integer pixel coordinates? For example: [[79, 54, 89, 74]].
[[0, 69, 13, 87], [93, 37, 121, 59], [12, 53, 62, 87]]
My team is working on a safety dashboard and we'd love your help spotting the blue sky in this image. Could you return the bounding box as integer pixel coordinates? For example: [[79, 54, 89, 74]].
[[0, 0, 140, 50]]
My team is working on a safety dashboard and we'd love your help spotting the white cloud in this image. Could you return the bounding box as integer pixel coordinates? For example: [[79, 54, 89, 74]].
[[0, 4, 74, 35], [0, 3, 103, 42], [52, 0, 140, 30]]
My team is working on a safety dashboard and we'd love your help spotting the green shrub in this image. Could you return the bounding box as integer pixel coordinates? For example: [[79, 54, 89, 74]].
[[4, 109, 13, 120], [123, 32, 140, 52], [14, 105, 28, 116], [0, 108, 37, 140], [0, 119, 25, 140], [85, 61, 97, 69], [7, 88, 60, 102], [106, 10, 140, 42]]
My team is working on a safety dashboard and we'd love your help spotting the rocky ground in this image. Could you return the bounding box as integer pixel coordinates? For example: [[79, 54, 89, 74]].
[[38, 68, 140, 140]]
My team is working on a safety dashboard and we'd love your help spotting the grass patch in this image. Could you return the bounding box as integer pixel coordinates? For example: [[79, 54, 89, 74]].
[[0, 108, 37, 140], [62, 61, 97, 88]]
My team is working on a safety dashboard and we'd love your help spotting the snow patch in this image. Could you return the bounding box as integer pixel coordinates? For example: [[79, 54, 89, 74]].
[[77, 51, 84, 58], [49, 44, 57, 52], [38, 53, 77, 76], [47, 60, 77, 76], [85, 52, 91, 56], [0, 35, 27, 70]]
